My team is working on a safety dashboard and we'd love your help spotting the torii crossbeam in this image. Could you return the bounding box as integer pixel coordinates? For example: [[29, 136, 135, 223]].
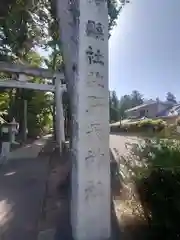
[[0, 61, 66, 151]]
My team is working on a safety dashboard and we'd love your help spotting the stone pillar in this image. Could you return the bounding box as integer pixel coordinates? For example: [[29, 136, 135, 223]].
[[71, 1, 111, 240], [55, 0, 110, 238]]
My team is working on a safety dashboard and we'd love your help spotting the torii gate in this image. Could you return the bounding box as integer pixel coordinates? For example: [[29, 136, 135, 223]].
[[0, 61, 66, 151], [55, 0, 110, 239]]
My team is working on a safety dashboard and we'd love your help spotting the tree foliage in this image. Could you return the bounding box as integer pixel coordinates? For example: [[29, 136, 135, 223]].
[[166, 92, 177, 104], [108, 0, 130, 32], [109, 90, 144, 122], [0, 0, 129, 138], [109, 91, 119, 122], [0, 0, 53, 138]]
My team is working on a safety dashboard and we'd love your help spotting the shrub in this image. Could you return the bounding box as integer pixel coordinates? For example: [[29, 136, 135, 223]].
[[176, 117, 180, 126], [132, 139, 180, 238], [158, 124, 180, 139], [110, 119, 167, 134], [124, 122, 139, 132], [126, 119, 166, 133], [138, 119, 166, 132]]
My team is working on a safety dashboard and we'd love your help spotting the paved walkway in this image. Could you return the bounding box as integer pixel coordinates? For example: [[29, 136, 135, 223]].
[[110, 133, 140, 159], [0, 135, 52, 240], [8, 135, 52, 160]]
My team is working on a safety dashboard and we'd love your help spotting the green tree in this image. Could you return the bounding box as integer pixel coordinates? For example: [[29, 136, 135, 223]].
[[0, 0, 52, 139], [119, 94, 132, 119], [166, 92, 177, 104], [109, 90, 119, 122], [0, 0, 130, 140], [118, 90, 144, 120], [108, 0, 130, 33], [131, 90, 144, 107]]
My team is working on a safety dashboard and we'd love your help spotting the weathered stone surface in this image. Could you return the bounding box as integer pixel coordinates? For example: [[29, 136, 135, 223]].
[[56, 0, 110, 239], [38, 228, 55, 240], [70, 1, 111, 240]]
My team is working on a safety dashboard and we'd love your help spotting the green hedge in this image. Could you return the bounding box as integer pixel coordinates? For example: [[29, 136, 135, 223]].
[[138, 119, 166, 130], [132, 139, 180, 238], [157, 124, 180, 139], [176, 117, 180, 126], [110, 119, 166, 133]]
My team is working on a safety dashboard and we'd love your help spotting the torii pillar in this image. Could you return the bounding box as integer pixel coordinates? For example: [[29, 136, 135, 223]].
[[55, 75, 66, 152], [71, 1, 111, 240]]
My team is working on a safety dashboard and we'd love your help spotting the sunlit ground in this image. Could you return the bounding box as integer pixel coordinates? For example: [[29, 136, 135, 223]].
[[4, 171, 16, 177], [0, 199, 14, 229]]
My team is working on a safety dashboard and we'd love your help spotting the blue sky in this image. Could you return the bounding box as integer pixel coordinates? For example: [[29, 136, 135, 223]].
[[109, 0, 180, 101]]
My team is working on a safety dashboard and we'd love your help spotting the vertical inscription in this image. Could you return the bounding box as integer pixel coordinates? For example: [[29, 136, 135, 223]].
[[86, 46, 104, 65], [86, 95, 106, 110], [85, 122, 105, 141], [87, 0, 106, 6], [85, 180, 103, 201], [87, 71, 104, 88], [86, 20, 104, 40], [73, 0, 109, 237], [85, 148, 105, 168]]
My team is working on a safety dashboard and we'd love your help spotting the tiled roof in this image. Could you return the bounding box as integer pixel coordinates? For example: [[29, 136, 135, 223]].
[[125, 100, 174, 113], [125, 100, 157, 112]]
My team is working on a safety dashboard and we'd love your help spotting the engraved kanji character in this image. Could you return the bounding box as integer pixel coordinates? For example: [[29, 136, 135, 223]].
[[93, 49, 104, 65], [86, 46, 94, 65], [95, 0, 106, 5], [96, 22, 104, 35], [86, 20, 96, 36]]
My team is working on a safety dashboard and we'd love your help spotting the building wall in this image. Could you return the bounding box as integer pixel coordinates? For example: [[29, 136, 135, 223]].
[[126, 103, 168, 119], [157, 103, 169, 115]]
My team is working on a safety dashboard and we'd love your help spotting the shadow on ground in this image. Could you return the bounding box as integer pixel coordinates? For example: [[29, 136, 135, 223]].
[[0, 141, 53, 240], [47, 147, 72, 240]]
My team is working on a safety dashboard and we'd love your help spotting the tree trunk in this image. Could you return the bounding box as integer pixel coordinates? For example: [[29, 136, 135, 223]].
[[55, 0, 77, 149]]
